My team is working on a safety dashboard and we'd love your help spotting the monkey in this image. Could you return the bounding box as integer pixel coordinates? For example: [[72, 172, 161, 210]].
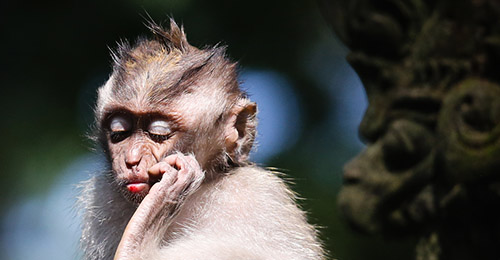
[[78, 19, 325, 260]]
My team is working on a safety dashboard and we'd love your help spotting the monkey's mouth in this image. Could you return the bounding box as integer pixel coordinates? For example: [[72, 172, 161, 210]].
[[123, 165, 163, 195], [125, 174, 162, 194], [126, 182, 151, 194]]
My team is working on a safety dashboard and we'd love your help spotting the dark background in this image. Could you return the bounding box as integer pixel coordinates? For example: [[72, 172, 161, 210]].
[[0, 0, 415, 259]]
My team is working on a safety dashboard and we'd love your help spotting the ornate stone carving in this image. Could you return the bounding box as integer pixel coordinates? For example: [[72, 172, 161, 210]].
[[321, 0, 500, 258]]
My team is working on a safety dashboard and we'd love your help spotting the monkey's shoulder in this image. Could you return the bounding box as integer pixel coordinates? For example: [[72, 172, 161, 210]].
[[228, 165, 290, 188], [204, 166, 297, 206]]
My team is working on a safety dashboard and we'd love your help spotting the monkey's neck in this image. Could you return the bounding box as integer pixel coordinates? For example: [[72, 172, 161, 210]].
[[79, 174, 136, 260]]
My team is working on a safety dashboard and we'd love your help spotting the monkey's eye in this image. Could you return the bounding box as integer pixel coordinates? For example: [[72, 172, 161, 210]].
[[108, 116, 132, 142], [148, 120, 171, 142], [110, 116, 131, 132]]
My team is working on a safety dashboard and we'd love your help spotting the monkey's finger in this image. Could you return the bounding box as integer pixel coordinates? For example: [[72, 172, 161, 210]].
[[163, 153, 187, 171], [148, 161, 177, 179], [148, 162, 166, 176], [148, 163, 178, 195], [163, 153, 197, 185]]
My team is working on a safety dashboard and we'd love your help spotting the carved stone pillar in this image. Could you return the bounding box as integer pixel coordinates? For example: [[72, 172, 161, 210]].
[[320, 0, 500, 258]]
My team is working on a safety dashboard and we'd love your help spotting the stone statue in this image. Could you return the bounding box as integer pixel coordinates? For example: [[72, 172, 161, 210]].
[[320, 0, 500, 258]]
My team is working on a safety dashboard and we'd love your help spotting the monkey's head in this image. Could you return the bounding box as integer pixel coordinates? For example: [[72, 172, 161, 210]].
[[93, 20, 257, 203]]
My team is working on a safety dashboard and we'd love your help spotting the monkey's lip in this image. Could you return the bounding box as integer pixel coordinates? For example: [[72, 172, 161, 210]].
[[126, 182, 150, 194]]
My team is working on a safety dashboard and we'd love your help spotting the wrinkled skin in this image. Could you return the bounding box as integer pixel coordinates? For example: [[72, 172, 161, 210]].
[[103, 110, 187, 203]]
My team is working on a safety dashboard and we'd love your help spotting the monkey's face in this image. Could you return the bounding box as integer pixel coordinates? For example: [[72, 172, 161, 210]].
[[99, 91, 240, 204], [102, 108, 185, 202]]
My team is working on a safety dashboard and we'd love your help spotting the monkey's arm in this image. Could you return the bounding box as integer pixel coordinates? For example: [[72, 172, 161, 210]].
[[113, 153, 204, 260], [115, 163, 323, 260]]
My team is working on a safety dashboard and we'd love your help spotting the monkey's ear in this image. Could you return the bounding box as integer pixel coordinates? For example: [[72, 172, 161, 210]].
[[225, 99, 257, 164]]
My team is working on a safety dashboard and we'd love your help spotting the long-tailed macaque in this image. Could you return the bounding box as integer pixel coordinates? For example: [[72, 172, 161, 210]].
[[79, 19, 325, 260]]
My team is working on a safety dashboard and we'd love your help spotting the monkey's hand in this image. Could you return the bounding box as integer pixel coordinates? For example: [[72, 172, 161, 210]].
[[148, 152, 205, 208], [114, 153, 205, 260]]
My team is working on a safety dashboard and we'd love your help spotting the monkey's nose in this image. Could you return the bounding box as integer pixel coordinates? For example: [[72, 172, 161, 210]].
[[125, 144, 145, 167]]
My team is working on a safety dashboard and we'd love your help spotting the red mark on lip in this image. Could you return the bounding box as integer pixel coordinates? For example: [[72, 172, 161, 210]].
[[126, 183, 149, 193], [127, 185, 141, 193]]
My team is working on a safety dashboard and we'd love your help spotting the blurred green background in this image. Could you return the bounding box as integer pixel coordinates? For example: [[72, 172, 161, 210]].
[[0, 0, 416, 259]]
